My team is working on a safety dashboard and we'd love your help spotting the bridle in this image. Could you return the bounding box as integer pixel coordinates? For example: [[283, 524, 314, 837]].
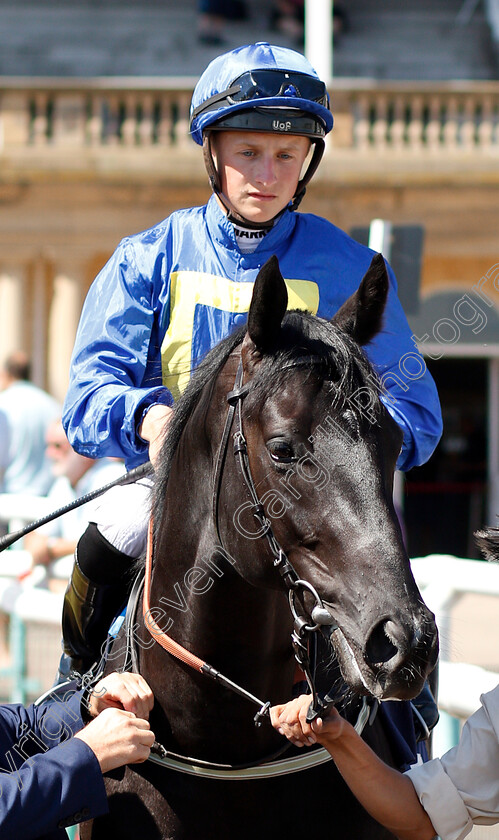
[[131, 351, 375, 776], [213, 355, 342, 715]]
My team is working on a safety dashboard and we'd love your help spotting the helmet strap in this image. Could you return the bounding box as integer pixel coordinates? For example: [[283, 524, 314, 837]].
[[203, 132, 221, 195], [220, 196, 278, 230], [291, 138, 325, 210], [202, 132, 325, 226]]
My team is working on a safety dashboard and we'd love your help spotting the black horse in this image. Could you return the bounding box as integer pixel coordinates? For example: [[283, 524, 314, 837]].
[[85, 254, 438, 839]]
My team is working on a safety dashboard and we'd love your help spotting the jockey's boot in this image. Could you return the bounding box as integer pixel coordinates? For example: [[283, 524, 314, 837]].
[[62, 523, 135, 675]]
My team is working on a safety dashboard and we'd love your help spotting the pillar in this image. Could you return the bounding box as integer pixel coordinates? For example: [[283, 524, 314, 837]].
[[0, 265, 25, 364], [47, 264, 83, 403]]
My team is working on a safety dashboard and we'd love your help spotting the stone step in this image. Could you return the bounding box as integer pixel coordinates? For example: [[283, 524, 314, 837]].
[[0, 0, 494, 80]]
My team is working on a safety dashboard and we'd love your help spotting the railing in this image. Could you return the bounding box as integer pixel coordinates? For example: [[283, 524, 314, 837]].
[[1, 78, 498, 159], [0, 493, 52, 537], [411, 553, 499, 760], [0, 78, 195, 152], [0, 582, 63, 704], [0, 494, 66, 703], [334, 83, 499, 152]]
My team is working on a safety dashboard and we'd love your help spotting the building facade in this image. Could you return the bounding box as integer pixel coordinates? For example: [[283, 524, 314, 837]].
[[0, 79, 498, 555]]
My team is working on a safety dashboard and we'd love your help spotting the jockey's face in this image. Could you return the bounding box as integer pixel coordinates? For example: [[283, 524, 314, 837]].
[[211, 131, 311, 224]]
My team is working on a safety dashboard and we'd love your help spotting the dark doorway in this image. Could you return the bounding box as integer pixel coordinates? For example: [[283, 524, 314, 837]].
[[404, 358, 488, 559]]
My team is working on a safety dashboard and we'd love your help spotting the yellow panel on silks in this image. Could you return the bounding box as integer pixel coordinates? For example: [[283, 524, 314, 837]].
[[161, 271, 320, 401]]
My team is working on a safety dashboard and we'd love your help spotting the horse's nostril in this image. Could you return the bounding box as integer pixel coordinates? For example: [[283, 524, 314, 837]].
[[365, 619, 400, 666]]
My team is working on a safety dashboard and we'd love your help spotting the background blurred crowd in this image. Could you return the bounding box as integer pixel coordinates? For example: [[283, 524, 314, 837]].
[[0, 350, 124, 590], [197, 1, 347, 47]]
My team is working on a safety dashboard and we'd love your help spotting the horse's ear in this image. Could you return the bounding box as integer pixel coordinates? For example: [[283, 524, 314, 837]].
[[332, 253, 388, 345], [243, 255, 288, 359]]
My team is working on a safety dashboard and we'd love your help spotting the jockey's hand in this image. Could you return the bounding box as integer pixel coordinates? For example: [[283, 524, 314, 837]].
[[138, 404, 173, 466], [75, 707, 155, 773], [270, 694, 345, 748], [87, 672, 154, 721]]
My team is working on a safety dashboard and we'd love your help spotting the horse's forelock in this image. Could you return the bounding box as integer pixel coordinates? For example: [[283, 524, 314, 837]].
[[249, 311, 379, 408]]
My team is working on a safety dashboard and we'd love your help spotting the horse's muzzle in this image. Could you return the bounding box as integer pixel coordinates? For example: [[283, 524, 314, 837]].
[[328, 612, 439, 701]]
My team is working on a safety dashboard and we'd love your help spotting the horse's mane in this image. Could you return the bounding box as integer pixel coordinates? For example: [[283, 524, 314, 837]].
[[152, 309, 379, 523]]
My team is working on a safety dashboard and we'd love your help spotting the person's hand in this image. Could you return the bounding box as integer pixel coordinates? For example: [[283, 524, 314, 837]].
[[75, 707, 155, 773], [270, 694, 346, 747], [24, 533, 54, 567], [24, 533, 76, 568], [87, 672, 154, 721], [138, 404, 174, 466]]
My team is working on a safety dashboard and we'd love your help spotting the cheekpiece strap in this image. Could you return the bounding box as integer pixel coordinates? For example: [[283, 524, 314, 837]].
[[227, 381, 251, 405]]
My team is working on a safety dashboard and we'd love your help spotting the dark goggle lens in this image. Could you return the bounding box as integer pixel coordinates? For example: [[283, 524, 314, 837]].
[[228, 70, 328, 108]]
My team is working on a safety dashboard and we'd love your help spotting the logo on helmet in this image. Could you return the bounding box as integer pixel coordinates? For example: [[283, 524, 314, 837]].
[[272, 120, 292, 132]]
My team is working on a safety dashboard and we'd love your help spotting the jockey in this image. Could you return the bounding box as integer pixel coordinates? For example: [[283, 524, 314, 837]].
[[61, 42, 442, 676]]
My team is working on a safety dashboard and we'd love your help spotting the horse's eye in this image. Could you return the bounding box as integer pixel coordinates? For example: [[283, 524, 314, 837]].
[[267, 439, 295, 463]]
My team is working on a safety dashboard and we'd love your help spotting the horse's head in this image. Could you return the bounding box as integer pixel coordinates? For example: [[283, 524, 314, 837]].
[[221, 254, 438, 702]]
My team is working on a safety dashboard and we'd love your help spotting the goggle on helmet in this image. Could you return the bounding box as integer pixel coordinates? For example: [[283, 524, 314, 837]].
[[190, 68, 332, 140], [189, 43, 334, 222]]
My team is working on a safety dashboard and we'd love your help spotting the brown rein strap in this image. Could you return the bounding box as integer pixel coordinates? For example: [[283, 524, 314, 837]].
[[142, 518, 272, 725], [143, 519, 205, 672]]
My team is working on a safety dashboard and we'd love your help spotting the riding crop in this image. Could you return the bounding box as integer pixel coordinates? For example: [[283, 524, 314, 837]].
[[0, 461, 153, 552]]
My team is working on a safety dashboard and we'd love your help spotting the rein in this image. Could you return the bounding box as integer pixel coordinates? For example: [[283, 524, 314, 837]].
[[136, 352, 374, 777], [123, 555, 292, 773], [142, 519, 274, 726]]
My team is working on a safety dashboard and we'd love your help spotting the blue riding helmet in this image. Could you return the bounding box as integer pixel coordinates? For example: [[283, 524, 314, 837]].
[[190, 42, 334, 145], [190, 43, 334, 223]]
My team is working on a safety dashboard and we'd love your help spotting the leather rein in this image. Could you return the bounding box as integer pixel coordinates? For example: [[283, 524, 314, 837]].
[[134, 353, 373, 776]]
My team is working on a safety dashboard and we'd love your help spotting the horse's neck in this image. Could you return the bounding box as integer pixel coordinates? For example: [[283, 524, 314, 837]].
[[141, 363, 296, 759], [150, 364, 294, 691], [148, 523, 294, 687], [141, 536, 294, 761]]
